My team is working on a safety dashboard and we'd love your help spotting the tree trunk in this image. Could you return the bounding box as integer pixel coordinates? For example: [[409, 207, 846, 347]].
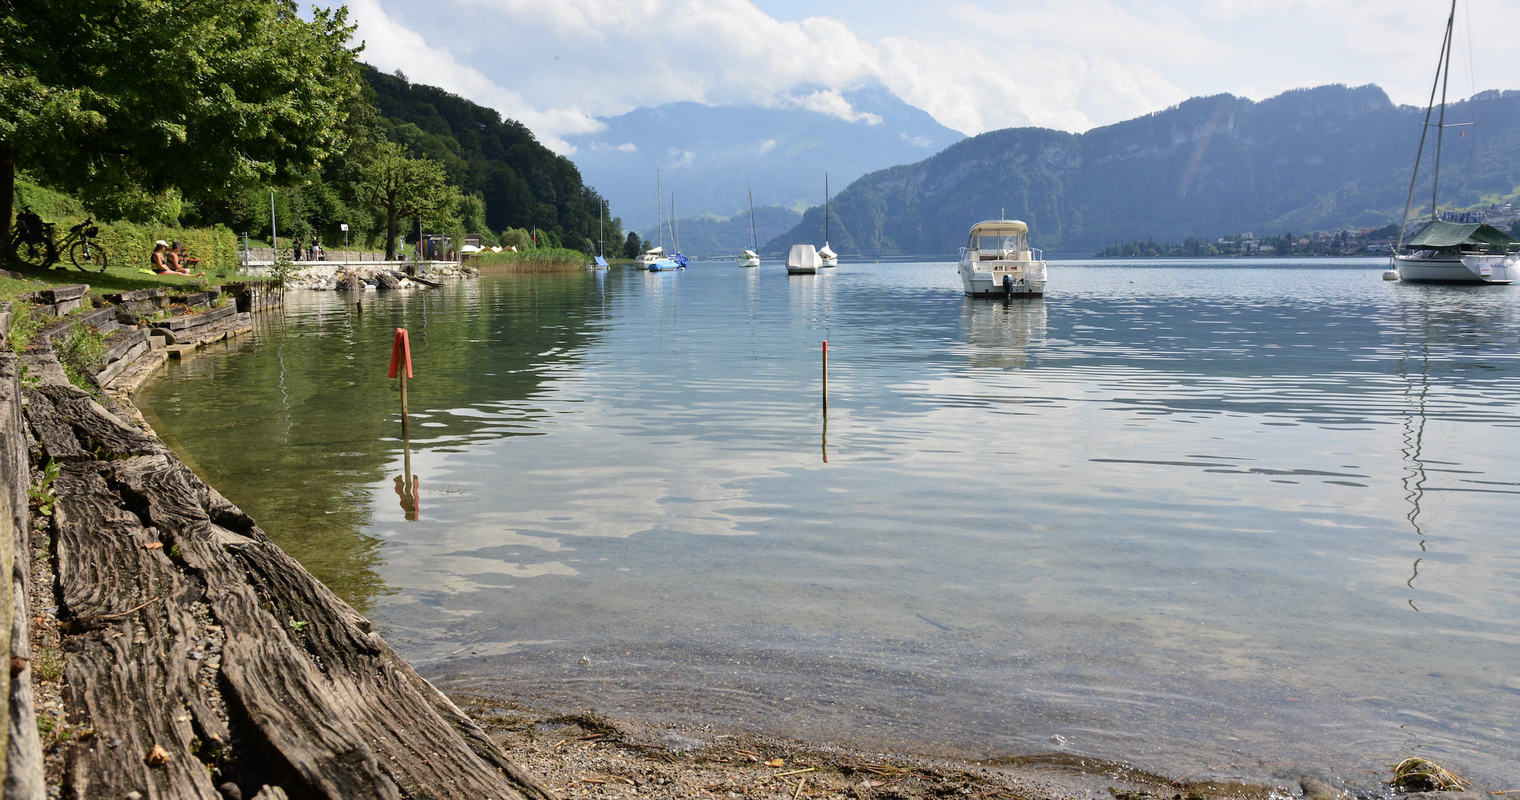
[[1, 149, 15, 263], [384, 205, 397, 261]]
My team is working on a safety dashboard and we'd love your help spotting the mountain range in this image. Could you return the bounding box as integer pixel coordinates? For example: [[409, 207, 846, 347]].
[[763, 84, 1520, 256], [564, 84, 965, 233]]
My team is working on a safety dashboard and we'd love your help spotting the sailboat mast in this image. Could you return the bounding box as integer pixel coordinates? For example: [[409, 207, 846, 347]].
[[1396, 0, 1458, 253], [672, 193, 680, 253], [1430, 0, 1457, 223], [824, 173, 830, 245], [748, 181, 757, 251], [657, 169, 664, 252], [599, 201, 604, 258]]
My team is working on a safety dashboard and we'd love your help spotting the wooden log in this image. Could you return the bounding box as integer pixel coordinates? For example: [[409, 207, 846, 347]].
[[102, 328, 149, 366], [41, 285, 89, 304], [103, 289, 167, 305], [410, 275, 444, 288], [95, 342, 149, 388], [374, 272, 401, 290], [31, 379, 555, 799]]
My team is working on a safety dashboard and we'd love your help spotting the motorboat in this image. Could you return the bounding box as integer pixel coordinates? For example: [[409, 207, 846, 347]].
[[787, 244, 820, 275], [1389, 0, 1519, 284], [956, 218, 1046, 297], [638, 245, 666, 269]]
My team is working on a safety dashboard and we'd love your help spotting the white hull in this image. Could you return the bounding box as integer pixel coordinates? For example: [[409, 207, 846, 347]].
[[820, 257, 838, 268], [1395, 253, 1516, 284], [957, 260, 1046, 296], [737, 257, 760, 267]]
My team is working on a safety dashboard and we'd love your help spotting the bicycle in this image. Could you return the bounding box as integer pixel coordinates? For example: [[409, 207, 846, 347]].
[[9, 207, 109, 273]]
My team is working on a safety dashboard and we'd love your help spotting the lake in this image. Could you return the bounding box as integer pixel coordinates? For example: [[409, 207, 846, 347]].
[[138, 259, 1520, 786]]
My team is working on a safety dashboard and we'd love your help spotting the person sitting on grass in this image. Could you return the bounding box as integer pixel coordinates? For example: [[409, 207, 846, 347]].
[[162, 241, 204, 277], [150, 240, 170, 273]]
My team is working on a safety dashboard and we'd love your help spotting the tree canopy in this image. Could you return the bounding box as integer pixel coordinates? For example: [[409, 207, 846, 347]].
[[356, 142, 458, 260], [1, 0, 362, 252]]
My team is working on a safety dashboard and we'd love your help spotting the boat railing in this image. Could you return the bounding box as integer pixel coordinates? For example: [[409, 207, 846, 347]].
[[1031, 247, 1043, 261]]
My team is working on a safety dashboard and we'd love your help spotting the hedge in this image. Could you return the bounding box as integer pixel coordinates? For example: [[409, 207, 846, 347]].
[[12, 180, 241, 274]]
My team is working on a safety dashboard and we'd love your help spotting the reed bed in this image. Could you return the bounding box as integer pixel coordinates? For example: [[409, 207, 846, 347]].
[[471, 248, 590, 272]]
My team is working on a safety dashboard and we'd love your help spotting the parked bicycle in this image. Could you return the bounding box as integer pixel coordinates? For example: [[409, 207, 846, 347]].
[[9, 207, 109, 272]]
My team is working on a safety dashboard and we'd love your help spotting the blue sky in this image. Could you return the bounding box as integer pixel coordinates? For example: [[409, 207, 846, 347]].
[[337, 0, 1520, 153]]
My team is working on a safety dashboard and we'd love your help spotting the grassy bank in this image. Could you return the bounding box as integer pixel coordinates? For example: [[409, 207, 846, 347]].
[[471, 247, 590, 272]]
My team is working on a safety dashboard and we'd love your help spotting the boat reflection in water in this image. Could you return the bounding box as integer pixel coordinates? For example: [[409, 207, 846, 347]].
[[959, 295, 1047, 369]]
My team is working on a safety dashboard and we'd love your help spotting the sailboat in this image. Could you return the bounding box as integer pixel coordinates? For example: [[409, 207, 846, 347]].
[[643, 170, 681, 271], [592, 201, 608, 268], [819, 173, 838, 267], [737, 181, 760, 267], [670, 193, 689, 269], [1389, 0, 1518, 284]]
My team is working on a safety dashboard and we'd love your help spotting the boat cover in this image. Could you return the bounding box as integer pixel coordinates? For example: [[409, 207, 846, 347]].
[[787, 244, 821, 268], [1407, 220, 1519, 249], [594, 255, 608, 267]]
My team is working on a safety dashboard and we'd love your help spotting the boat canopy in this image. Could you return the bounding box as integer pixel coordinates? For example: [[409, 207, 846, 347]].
[[645, 245, 664, 255], [742, 249, 759, 259], [788, 244, 821, 268], [968, 220, 1028, 236], [1408, 220, 1519, 249], [819, 244, 837, 258]]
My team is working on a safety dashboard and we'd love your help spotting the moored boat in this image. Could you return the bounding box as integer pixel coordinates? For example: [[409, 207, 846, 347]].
[[738, 182, 761, 267], [787, 244, 820, 275], [956, 218, 1046, 297], [819, 174, 838, 267], [1389, 0, 1519, 284]]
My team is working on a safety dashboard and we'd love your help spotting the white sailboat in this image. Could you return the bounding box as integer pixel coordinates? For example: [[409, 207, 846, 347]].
[[1389, 0, 1518, 284], [738, 181, 760, 267], [643, 170, 681, 271], [819, 173, 838, 267]]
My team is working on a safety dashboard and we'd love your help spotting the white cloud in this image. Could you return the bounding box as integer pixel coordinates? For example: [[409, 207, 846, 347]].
[[777, 89, 883, 124], [757, 139, 777, 154], [901, 133, 933, 148], [665, 148, 695, 168], [591, 142, 638, 152], [343, 0, 1520, 147]]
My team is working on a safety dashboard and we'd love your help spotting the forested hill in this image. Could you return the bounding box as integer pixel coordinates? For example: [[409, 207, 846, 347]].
[[364, 66, 608, 247], [766, 84, 1520, 256]]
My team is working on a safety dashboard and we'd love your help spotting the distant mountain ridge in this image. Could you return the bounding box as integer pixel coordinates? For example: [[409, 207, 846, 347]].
[[566, 84, 965, 232], [765, 84, 1520, 256]]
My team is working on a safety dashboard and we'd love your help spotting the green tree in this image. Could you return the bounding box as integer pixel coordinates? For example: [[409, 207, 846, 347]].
[[356, 142, 457, 260], [0, 0, 362, 256], [623, 231, 642, 259]]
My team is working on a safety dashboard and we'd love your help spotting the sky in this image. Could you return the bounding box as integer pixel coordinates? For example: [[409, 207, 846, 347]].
[[336, 0, 1520, 154]]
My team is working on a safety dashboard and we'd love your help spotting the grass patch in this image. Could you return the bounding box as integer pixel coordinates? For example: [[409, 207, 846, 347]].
[[472, 247, 590, 272], [55, 324, 107, 391]]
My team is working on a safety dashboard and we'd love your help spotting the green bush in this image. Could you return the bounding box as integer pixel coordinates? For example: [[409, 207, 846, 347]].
[[55, 324, 107, 392], [12, 179, 240, 274]]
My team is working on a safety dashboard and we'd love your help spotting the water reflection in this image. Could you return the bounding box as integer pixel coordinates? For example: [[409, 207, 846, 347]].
[[960, 297, 1047, 368], [141, 262, 1520, 785]]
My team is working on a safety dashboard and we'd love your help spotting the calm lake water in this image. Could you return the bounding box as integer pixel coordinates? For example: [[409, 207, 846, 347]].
[[139, 259, 1520, 786]]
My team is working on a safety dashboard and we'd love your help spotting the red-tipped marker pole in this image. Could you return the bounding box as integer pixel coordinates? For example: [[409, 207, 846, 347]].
[[389, 328, 413, 432]]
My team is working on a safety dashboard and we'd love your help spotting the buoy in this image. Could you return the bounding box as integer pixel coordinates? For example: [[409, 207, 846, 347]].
[[1382, 269, 1399, 281]]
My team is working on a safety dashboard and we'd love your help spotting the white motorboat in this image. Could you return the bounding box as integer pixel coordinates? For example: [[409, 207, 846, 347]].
[[820, 174, 838, 267], [787, 244, 820, 275], [1389, 0, 1518, 284], [738, 182, 760, 267], [956, 218, 1046, 297]]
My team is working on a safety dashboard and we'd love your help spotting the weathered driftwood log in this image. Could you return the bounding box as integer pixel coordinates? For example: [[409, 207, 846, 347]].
[[374, 272, 402, 291], [25, 375, 557, 800]]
